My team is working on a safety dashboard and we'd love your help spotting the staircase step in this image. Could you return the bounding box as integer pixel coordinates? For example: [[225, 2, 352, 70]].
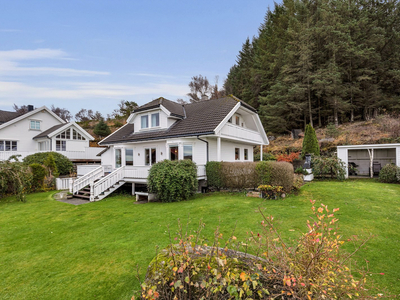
[[74, 194, 90, 200]]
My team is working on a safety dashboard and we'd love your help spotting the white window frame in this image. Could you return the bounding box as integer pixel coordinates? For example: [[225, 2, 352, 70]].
[[141, 115, 149, 129], [30, 120, 41, 130], [56, 140, 66, 151], [183, 144, 193, 161], [145, 148, 157, 166], [235, 148, 240, 161]]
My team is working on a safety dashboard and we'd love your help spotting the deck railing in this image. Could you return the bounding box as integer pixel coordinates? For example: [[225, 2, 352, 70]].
[[91, 166, 125, 201], [72, 166, 103, 194]]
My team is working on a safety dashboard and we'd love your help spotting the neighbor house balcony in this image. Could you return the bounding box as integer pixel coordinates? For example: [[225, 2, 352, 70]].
[[0, 147, 103, 162]]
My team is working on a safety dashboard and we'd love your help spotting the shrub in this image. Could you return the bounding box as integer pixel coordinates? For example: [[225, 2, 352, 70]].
[[276, 151, 300, 163], [258, 184, 283, 199], [23, 152, 73, 175], [379, 163, 399, 183], [269, 162, 294, 192], [113, 120, 123, 128], [294, 166, 309, 175], [301, 124, 320, 158], [253, 152, 276, 161], [292, 173, 304, 192], [220, 162, 258, 190], [43, 154, 59, 177], [326, 122, 340, 138], [205, 161, 223, 190], [138, 202, 373, 300], [0, 157, 32, 201], [29, 163, 46, 191], [312, 154, 346, 180], [255, 161, 272, 185], [148, 159, 197, 202]]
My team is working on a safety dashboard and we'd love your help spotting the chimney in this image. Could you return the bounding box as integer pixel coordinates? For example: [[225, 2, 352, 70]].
[[28, 105, 34, 112]]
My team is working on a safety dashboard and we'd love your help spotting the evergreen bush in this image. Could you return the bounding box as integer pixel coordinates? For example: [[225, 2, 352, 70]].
[[148, 160, 197, 202], [255, 161, 273, 185], [301, 124, 320, 158], [29, 163, 46, 191], [23, 152, 73, 175], [253, 152, 276, 161], [220, 162, 258, 190], [43, 154, 59, 177], [93, 119, 111, 137], [379, 163, 399, 183]]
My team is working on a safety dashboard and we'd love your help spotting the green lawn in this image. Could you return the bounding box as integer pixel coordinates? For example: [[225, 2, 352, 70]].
[[0, 180, 399, 299]]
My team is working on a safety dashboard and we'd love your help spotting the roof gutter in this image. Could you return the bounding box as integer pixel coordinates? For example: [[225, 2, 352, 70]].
[[197, 135, 209, 163]]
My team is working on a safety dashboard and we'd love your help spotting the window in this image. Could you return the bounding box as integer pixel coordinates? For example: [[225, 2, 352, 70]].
[[170, 146, 179, 161], [56, 140, 66, 151], [39, 141, 49, 151], [151, 113, 159, 127], [141, 115, 148, 129], [235, 148, 240, 160], [125, 149, 133, 166], [235, 116, 240, 126], [183, 145, 192, 161], [30, 120, 40, 130], [56, 129, 71, 140], [145, 148, 157, 165], [72, 129, 84, 140], [0, 140, 17, 151], [115, 148, 121, 168], [244, 149, 248, 160]]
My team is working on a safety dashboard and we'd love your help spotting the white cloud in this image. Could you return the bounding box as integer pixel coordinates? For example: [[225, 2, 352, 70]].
[[0, 81, 187, 100], [0, 48, 109, 77]]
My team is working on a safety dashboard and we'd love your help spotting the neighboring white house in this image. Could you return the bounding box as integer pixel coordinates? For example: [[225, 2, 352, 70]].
[[337, 143, 400, 178], [0, 105, 103, 162], [72, 96, 269, 201]]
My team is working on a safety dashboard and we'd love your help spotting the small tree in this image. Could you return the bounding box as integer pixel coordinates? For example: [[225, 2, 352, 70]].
[[301, 124, 320, 158], [93, 119, 111, 138]]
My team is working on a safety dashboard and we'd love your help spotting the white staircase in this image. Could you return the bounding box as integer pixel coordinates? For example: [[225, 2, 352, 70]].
[[71, 166, 126, 202], [90, 166, 125, 201]]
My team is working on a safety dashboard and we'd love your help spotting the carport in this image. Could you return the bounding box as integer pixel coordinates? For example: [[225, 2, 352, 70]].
[[337, 144, 400, 178]]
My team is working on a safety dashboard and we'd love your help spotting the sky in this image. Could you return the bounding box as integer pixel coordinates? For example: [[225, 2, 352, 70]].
[[0, 0, 274, 119]]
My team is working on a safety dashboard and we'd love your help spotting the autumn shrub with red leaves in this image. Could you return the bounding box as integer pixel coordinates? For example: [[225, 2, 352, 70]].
[[135, 202, 378, 300], [276, 152, 300, 163]]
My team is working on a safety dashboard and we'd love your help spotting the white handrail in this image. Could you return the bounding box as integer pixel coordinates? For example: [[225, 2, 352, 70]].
[[72, 166, 103, 194], [91, 166, 125, 201]]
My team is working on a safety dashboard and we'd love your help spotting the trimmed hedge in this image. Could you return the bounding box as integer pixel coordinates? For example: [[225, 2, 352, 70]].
[[148, 159, 197, 202], [23, 152, 73, 175], [206, 161, 294, 193]]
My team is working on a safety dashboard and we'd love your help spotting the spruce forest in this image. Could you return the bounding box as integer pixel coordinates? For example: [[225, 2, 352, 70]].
[[224, 0, 400, 134]]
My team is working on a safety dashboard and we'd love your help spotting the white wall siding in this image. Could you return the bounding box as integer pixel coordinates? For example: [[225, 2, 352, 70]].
[[0, 109, 62, 152]]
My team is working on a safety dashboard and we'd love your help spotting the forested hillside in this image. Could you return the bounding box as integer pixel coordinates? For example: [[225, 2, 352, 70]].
[[225, 0, 400, 134]]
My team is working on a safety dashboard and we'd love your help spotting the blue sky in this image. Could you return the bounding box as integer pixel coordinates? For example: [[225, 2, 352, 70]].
[[0, 0, 273, 118]]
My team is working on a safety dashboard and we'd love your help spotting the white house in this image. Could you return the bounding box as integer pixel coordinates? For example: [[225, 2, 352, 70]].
[[72, 96, 269, 201], [0, 105, 103, 162]]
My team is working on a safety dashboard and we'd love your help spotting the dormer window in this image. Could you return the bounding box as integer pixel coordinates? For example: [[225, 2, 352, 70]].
[[30, 120, 40, 130], [141, 115, 149, 129], [235, 116, 240, 126], [151, 113, 159, 127]]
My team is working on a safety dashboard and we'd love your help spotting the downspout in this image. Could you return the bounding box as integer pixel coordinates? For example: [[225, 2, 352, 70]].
[[197, 136, 209, 163]]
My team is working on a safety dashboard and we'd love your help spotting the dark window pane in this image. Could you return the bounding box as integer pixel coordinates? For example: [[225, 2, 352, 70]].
[[235, 148, 240, 160], [115, 149, 121, 168], [244, 149, 248, 160], [151, 148, 156, 164], [145, 149, 150, 165], [5, 141, 11, 151], [12, 141, 17, 151], [170, 146, 178, 161]]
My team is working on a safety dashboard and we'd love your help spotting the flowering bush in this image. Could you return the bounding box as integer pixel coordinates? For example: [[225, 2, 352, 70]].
[[258, 184, 283, 199]]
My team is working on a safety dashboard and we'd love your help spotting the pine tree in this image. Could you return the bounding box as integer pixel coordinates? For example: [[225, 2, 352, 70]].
[[94, 119, 111, 138], [301, 124, 320, 158]]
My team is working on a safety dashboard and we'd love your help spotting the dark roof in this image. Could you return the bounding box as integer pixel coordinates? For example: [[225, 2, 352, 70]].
[[0, 110, 23, 125], [100, 96, 255, 144], [134, 97, 185, 118], [33, 124, 66, 139]]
